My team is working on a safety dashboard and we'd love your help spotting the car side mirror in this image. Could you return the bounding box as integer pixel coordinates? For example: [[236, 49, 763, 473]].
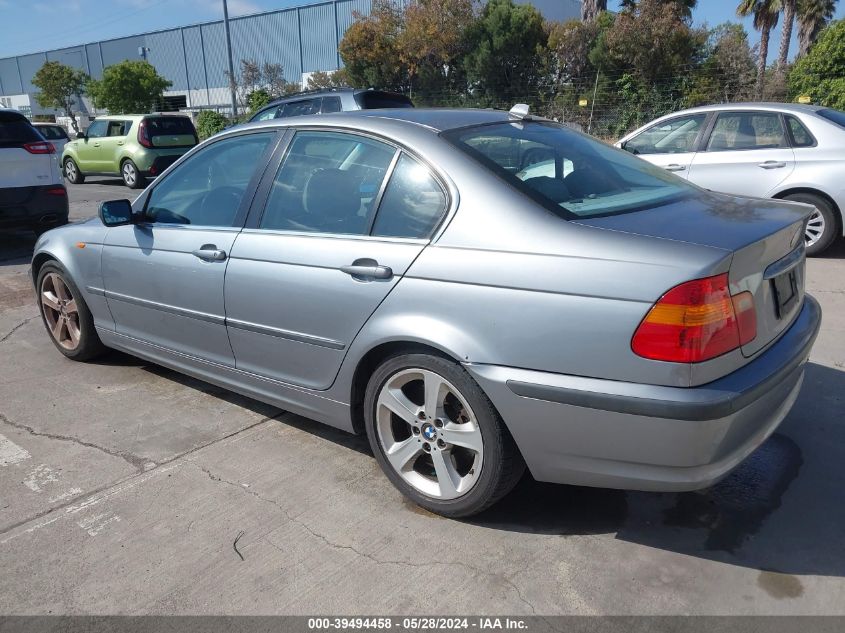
[[76, 132, 86, 140], [99, 199, 134, 227]]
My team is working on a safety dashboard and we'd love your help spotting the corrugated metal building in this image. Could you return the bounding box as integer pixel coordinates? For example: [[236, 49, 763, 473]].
[[0, 0, 582, 116]]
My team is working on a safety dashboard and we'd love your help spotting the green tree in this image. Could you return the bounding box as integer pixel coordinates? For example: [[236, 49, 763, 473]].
[[686, 23, 757, 104], [777, 0, 797, 72], [31, 61, 88, 135], [195, 110, 229, 140], [87, 60, 171, 114], [797, 0, 838, 55], [581, 0, 607, 22], [247, 88, 272, 113], [789, 18, 845, 107], [737, 0, 782, 98], [463, 0, 547, 106], [339, 0, 408, 91], [619, 0, 697, 19], [306, 69, 349, 90]]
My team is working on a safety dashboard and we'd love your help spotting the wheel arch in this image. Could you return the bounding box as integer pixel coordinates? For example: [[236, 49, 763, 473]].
[[773, 187, 843, 234], [348, 340, 461, 435]]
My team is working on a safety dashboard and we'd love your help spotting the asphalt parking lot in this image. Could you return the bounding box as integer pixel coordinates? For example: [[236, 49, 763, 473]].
[[1, 180, 844, 615]]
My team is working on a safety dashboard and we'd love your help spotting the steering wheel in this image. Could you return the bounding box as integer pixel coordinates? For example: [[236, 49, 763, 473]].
[[198, 186, 243, 226]]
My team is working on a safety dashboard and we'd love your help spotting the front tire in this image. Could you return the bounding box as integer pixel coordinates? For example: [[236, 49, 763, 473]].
[[783, 192, 839, 256], [36, 262, 106, 361], [364, 353, 525, 518], [121, 160, 146, 190], [63, 158, 84, 184]]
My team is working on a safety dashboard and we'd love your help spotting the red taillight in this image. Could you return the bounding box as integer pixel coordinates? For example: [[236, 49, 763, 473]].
[[46, 187, 67, 196], [632, 273, 756, 363], [23, 141, 55, 154], [137, 119, 153, 148]]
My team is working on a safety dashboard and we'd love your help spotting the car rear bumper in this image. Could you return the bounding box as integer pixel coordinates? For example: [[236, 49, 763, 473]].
[[139, 154, 183, 178], [0, 184, 69, 230], [467, 294, 821, 492]]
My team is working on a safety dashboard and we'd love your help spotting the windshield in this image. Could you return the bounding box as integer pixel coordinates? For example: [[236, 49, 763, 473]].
[[817, 108, 845, 130], [443, 121, 695, 219]]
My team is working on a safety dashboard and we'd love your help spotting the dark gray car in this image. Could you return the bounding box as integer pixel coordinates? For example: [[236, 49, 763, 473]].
[[31, 107, 821, 517], [249, 88, 413, 122]]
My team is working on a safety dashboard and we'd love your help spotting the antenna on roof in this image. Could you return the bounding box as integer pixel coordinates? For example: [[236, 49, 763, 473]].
[[509, 103, 531, 120]]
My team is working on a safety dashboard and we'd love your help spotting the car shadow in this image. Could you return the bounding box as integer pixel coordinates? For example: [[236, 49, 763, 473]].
[[468, 362, 845, 579], [0, 230, 37, 266]]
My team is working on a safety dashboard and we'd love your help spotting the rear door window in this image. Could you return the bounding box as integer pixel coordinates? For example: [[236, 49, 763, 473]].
[[706, 112, 787, 151], [371, 154, 447, 238], [321, 97, 342, 113], [282, 99, 320, 117], [107, 121, 128, 137], [260, 131, 396, 235]]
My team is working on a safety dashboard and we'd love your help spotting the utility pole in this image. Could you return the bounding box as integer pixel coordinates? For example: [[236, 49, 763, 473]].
[[222, 0, 238, 117]]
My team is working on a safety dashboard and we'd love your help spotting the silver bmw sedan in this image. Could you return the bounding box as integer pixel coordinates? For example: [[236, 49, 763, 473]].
[[31, 107, 821, 517]]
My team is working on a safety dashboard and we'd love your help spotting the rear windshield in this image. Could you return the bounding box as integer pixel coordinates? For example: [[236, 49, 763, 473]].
[[37, 125, 69, 140], [145, 116, 197, 138], [817, 108, 845, 130], [442, 121, 695, 219], [0, 112, 41, 147], [354, 91, 414, 109]]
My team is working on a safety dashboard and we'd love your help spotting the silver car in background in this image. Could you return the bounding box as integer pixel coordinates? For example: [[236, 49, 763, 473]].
[[31, 108, 820, 517], [617, 103, 845, 255]]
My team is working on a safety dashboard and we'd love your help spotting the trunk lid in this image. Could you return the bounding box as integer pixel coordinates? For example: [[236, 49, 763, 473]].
[[576, 192, 812, 358]]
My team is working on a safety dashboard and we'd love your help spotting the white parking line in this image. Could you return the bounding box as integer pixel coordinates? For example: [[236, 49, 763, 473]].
[[0, 432, 30, 466]]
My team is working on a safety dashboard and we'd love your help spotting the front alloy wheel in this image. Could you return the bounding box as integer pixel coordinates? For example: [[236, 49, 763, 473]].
[[37, 263, 105, 361], [41, 272, 81, 350]]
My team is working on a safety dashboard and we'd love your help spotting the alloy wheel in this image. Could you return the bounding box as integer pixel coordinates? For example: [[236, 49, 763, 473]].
[[122, 162, 136, 186], [805, 209, 825, 248], [375, 368, 483, 500], [40, 272, 81, 350], [65, 161, 76, 180]]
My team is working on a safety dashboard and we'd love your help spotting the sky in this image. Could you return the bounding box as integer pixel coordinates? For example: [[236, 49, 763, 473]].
[[0, 0, 843, 60]]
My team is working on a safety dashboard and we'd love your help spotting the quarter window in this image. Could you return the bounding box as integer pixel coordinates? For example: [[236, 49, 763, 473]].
[[624, 114, 706, 155], [706, 112, 787, 151], [372, 154, 447, 238], [786, 116, 815, 147], [260, 131, 396, 235], [145, 132, 273, 227]]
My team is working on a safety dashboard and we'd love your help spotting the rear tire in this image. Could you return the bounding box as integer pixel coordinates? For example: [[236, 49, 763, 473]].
[[782, 192, 839, 256], [364, 353, 525, 518], [36, 262, 106, 362], [121, 160, 146, 190], [63, 158, 84, 184]]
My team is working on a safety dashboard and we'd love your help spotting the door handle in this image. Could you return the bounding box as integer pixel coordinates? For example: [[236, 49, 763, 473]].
[[117, 141, 124, 146], [192, 245, 227, 261], [664, 164, 686, 172], [341, 260, 393, 280], [93, 142, 100, 147], [758, 161, 786, 169]]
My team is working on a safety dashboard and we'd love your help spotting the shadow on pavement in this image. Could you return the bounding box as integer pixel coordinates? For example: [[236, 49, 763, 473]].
[[0, 231, 37, 266], [469, 362, 845, 579]]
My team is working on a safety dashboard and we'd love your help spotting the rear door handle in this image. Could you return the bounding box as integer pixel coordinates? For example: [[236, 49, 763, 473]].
[[758, 160, 786, 169], [192, 245, 227, 261], [664, 164, 686, 172], [117, 141, 124, 146], [341, 260, 393, 280], [93, 142, 100, 147]]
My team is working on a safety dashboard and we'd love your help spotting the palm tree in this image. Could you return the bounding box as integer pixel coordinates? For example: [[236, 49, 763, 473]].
[[777, 0, 796, 73], [581, 0, 607, 22], [737, 0, 782, 98], [797, 0, 837, 56]]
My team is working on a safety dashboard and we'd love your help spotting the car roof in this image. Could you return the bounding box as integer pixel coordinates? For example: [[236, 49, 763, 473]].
[[661, 102, 826, 116], [247, 107, 515, 133]]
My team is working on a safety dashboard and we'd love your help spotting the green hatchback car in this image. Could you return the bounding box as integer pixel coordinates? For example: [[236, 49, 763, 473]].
[[61, 114, 198, 189]]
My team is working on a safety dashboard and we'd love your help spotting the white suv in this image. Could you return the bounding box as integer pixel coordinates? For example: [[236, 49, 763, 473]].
[[0, 109, 68, 236]]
